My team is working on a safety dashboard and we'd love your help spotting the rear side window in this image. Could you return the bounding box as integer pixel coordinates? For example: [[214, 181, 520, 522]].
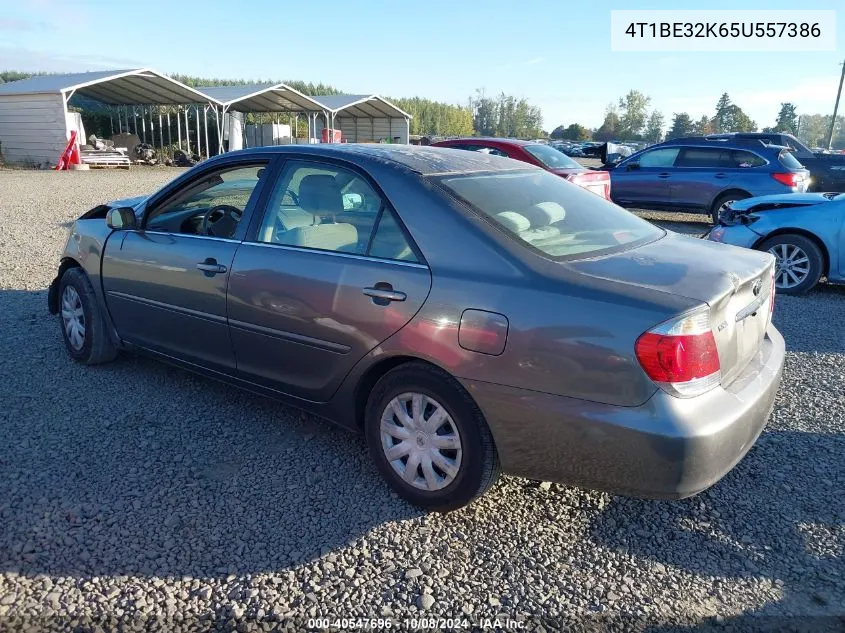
[[728, 150, 766, 168], [778, 150, 804, 170], [676, 148, 726, 168], [637, 148, 680, 168], [436, 169, 662, 260]]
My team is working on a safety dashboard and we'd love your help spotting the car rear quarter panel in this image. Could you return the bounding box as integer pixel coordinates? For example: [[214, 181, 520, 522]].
[[345, 168, 699, 408]]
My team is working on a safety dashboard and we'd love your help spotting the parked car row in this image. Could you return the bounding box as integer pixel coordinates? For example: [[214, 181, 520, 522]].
[[606, 135, 811, 224]]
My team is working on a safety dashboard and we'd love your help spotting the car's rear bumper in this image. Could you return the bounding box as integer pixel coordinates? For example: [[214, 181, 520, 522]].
[[461, 324, 785, 499]]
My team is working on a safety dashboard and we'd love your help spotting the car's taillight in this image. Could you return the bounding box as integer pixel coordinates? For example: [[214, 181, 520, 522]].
[[635, 308, 721, 398], [771, 172, 802, 187], [567, 171, 611, 200]]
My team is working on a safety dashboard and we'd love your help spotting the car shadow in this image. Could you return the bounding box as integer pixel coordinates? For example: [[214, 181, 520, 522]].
[[587, 428, 845, 629], [1, 288, 423, 581]]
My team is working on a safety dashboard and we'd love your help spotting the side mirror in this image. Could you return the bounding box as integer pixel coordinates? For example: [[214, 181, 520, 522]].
[[625, 162, 640, 171], [106, 207, 137, 230]]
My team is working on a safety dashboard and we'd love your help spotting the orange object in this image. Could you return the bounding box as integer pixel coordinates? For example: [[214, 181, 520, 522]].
[[70, 142, 81, 165], [55, 130, 78, 170]]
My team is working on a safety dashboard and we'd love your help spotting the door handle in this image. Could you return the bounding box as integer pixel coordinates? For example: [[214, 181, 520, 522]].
[[363, 287, 406, 302], [657, 172, 670, 179], [196, 260, 227, 274]]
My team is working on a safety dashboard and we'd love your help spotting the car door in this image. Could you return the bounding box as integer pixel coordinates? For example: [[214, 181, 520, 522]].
[[670, 147, 737, 209], [610, 147, 679, 207], [227, 158, 432, 401], [101, 157, 274, 372]]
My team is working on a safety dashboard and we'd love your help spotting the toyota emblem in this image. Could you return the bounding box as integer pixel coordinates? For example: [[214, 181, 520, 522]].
[[752, 279, 762, 297]]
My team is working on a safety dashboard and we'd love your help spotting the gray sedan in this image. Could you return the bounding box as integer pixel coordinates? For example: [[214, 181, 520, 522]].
[[49, 145, 785, 511]]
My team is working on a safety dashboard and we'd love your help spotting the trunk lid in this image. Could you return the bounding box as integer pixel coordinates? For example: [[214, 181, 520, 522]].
[[567, 232, 775, 386]]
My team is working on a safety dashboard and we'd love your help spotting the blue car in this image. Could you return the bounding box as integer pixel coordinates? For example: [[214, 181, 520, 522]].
[[706, 192, 845, 294], [608, 137, 811, 224]]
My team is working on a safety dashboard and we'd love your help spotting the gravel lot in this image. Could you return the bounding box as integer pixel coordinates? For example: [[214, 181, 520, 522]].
[[0, 168, 843, 631]]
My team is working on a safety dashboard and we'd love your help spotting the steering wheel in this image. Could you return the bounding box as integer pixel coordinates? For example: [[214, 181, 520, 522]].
[[201, 204, 242, 238]]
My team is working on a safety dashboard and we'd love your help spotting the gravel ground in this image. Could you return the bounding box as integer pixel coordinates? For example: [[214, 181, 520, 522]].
[[0, 168, 843, 631]]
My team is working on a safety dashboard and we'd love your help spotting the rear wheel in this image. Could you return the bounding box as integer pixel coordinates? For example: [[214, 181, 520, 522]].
[[759, 234, 823, 295], [364, 362, 500, 512], [711, 192, 750, 225], [58, 267, 117, 364]]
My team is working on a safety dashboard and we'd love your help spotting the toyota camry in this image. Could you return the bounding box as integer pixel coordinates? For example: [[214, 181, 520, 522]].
[[49, 145, 785, 511]]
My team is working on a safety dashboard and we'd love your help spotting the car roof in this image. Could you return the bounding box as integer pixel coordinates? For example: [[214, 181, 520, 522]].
[[211, 143, 534, 176], [658, 137, 789, 153], [435, 137, 538, 147]]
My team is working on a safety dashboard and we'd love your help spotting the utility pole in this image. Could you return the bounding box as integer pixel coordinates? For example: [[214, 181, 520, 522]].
[[825, 59, 845, 150]]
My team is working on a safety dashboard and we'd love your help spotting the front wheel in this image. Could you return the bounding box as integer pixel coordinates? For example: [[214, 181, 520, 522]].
[[58, 268, 117, 364], [364, 362, 500, 512], [759, 234, 823, 295]]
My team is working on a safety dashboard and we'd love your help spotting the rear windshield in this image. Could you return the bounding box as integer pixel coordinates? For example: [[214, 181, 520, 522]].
[[436, 169, 663, 260], [523, 144, 582, 170], [778, 149, 804, 170]]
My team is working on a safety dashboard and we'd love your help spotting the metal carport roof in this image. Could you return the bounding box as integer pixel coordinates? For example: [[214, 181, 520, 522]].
[[0, 68, 216, 105], [199, 83, 327, 113], [311, 94, 412, 119]]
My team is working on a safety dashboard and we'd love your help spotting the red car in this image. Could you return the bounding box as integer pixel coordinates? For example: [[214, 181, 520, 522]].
[[431, 137, 611, 200]]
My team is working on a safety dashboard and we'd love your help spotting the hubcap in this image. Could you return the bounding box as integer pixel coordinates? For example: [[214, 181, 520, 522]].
[[380, 392, 462, 491], [61, 286, 86, 351], [769, 243, 810, 289]]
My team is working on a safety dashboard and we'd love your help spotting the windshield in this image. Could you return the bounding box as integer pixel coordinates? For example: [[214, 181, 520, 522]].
[[523, 144, 582, 170], [436, 169, 662, 259]]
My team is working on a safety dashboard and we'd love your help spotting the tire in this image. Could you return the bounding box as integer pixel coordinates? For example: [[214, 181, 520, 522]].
[[57, 267, 118, 365], [759, 234, 823, 295], [711, 192, 750, 225], [364, 362, 500, 512]]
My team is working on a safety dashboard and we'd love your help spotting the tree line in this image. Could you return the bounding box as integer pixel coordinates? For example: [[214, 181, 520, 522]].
[[551, 89, 845, 149]]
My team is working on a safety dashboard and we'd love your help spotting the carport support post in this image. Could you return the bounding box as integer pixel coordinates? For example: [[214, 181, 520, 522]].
[[166, 109, 172, 153], [203, 106, 209, 158], [184, 107, 190, 154], [132, 107, 138, 137], [176, 107, 182, 150], [405, 117, 410, 145], [158, 110, 164, 154]]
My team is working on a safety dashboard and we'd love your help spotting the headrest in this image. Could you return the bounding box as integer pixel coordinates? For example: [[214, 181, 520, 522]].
[[521, 202, 566, 228], [299, 174, 343, 214], [494, 211, 531, 233]]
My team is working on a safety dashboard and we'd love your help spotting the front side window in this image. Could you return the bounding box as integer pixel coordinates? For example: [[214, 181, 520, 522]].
[[437, 169, 662, 259], [637, 147, 680, 168], [145, 163, 268, 235]]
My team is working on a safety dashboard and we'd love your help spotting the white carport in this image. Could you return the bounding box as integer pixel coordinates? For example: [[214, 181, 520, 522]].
[[0, 68, 218, 165], [199, 83, 331, 151], [310, 94, 412, 144]]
